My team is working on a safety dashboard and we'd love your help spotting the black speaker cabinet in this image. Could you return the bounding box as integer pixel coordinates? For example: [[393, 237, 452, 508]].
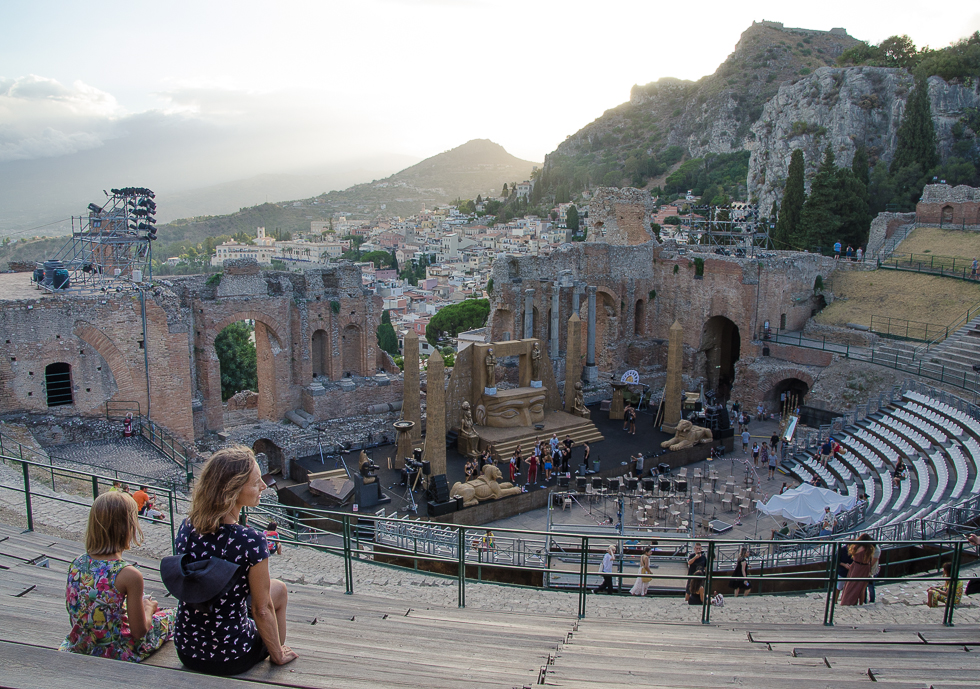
[[607, 478, 620, 493], [675, 479, 688, 493], [642, 478, 656, 493], [591, 477, 603, 490], [431, 474, 450, 503], [659, 478, 671, 492], [576, 477, 588, 492], [421, 460, 431, 475], [427, 499, 457, 516], [557, 476, 569, 488], [627, 478, 639, 492]]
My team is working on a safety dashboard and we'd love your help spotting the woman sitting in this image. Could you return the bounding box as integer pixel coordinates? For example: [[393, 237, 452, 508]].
[[173, 446, 298, 675], [927, 561, 964, 608], [687, 569, 706, 605], [60, 492, 176, 661]]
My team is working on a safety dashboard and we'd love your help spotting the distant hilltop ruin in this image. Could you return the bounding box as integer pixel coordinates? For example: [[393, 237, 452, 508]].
[[752, 20, 849, 37]]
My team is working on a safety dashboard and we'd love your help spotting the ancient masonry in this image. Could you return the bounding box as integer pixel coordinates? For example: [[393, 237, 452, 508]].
[[916, 184, 980, 228], [486, 188, 838, 408], [0, 258, 399, 443]]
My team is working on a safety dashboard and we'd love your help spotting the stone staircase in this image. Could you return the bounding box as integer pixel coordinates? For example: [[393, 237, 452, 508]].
[[478, 413, 605, 461]]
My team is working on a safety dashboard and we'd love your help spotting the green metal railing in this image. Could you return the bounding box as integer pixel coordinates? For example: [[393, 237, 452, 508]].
[[869, 315, 949, 343], [2, 450, 976, 627], [105, 401, 195, 486], [880, 253, 980, 282]]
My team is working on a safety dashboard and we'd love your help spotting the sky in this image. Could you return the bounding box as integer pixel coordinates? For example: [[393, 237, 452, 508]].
[[1, 0, 978, 226]]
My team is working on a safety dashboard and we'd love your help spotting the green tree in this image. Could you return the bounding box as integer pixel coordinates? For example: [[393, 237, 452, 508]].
[[476, 194, 483, 204], [834, 166, 872, 248], [774, 149, 805, 249], [376, 310, 399, 356], [425, 299, 491, 347], [798, 146, 840, 249], [566, 205, 580, 232], [360, 250, 395, 269], [851, 146, 870, 187], [891, 77, 939, 174], [501, 183, 508, 197], [457, 199, 476, 214], [214, 321, 257, 401], [390, 249, 398, 273]]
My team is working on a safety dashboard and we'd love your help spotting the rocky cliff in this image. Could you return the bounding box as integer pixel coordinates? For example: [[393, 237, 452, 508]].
[[748, 68, 980, 213]]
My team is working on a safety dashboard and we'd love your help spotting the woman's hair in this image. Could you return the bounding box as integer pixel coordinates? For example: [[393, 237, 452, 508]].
[[189, 445, 257, 534], [689, 570, 705, 594], [848, 533, 873, 558], [86, 491, 143, 557]]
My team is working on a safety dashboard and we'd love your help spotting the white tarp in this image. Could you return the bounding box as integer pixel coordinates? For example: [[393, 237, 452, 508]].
[[754, 483, 856, 525]]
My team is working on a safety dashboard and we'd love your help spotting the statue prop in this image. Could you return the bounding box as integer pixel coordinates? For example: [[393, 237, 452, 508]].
[[530, 342, 542, 381], [571, 381, 590, 418], [484, 348, 497, 392], [457, 401, 480, 457], [449, 464, 522, 508], [660, 419, 713, 451]]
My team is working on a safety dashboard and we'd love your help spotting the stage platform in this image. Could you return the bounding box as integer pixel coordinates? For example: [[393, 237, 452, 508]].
[[475, 409, 604, 459]]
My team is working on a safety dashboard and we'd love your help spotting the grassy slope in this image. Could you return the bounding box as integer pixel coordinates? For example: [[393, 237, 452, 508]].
[[893, 226, 980, 260], [816, 269, 980, 328]]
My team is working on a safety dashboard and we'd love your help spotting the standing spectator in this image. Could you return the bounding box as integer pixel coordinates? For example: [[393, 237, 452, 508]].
[[686, 542, 707, 596], [867, 541, 881, 603], [840, 534, 875, 606], [629, 547, 654, 596], [819, 438, 833, 468], [751, 443, 760, 467], [464, 458, 476, 482], [741, 429, 750, 454], [525, 453, 539, 486], [856, 246, 864, 262], [820, 507, 836, 536], [767, 445, 777, 480], [509, 449, 520, 484], [543, 447, 553, 481], [729, 548, 751, 596], [634, 451, 645, 477], [563, 434, 574, 456], [595, 545, 616, 594], [582, 441, 591, 469], [264, 522, 282, 556], [972, 258, 978, 280], [627, 405, 637, 435], [833, 541, 854, 604], [846, 245, 854, 261], [770, 432, 779, 451], [60, 492, 176, 662], [549, 433, 560, 458], [123, 412, 134, 438], [731, 400, 741, 416], [833, 240, 842, 260], [622, 404, 632, 431]]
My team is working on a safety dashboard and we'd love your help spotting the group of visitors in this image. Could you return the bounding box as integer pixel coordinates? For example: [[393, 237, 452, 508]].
[[622, 403, 637, 435], [834, 533, 880, 605], [462, 435, 590, 488], [833, 242, 864, 262]]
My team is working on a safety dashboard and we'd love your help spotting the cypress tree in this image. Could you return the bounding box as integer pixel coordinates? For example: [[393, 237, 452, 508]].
[[891, 77, 939, 173], [798, 146, 841, 250], [774, 149, 805, 249]]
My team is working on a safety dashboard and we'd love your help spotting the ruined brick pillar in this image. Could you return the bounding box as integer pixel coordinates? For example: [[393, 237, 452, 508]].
[[403, 330, 421, 443], [564, 313, 583, 413], [584, 285, 598, 383], [423, 353, 446, 478], [662, 320, 684, 432], [523, 289, 534, 339], [549, 282, 560, 359]]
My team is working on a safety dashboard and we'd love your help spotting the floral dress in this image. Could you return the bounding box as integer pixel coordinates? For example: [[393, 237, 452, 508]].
[[60, 554, 176, 662]]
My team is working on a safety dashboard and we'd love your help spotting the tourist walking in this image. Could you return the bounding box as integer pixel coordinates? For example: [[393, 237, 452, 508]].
[[770, 431, 779, 451], [751, 443, 760, 467], [60, 492, 176, 662], [972, 258, 978, 280], [840, 534, 875, 606], [626, 405, 637, 435], [856, 246, 864, 262], [525, 453, 539, 486], [629, 547, 654, 596], [595, 545, 617, 594], [833, 241, 842, 260], [730, 548, 751, 596], [741, 429, 750, 454], [686, 542, 706, 601], [846, 245, 853, 261], [767, 445, 777, 480]]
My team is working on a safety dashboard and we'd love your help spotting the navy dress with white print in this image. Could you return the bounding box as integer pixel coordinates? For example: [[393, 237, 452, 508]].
[[173, 520, 270, 664]]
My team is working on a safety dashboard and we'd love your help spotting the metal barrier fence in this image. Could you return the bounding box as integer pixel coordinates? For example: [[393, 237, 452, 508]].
[[880, 254, 980, 282], [869, 314, 949, 342], [2, 448, 977, 627]]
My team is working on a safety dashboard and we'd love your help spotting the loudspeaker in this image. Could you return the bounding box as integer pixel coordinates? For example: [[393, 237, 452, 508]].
[[591, 477, 603, 490], [427, 499, 457, 516], [642, 478, 656, 493], [607, 478, 620, 493], [576, 477, 588, 492], [675, 479, 688, 493], [557, 476, 569, 488], [422, 460, 431, 476], [659, 478, 671, 493], [431, 474, 450, 502], [627, 478, 639, 492], [658, 462, 671, 475]]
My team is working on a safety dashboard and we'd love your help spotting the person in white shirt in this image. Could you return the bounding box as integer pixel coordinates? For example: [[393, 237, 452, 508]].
[[594, 545, 616, 594]]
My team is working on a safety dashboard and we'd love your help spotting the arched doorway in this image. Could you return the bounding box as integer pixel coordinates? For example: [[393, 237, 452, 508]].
[[311, 329, 330, 378], [634, 299, 645, 336], [765, 377, 809, 410], [941, 205, 954, 224], [215, 320, 259, 423], [700, 316, 740, 400], [45, 362, 73, 407], [342, 324, 362, 377]]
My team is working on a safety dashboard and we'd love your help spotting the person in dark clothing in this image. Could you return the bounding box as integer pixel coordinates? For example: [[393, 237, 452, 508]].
[[833, 542, 854, 604]]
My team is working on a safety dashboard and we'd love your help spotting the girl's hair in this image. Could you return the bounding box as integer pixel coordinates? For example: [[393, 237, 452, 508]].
[[189, 445, 257, 534], [267, 521, 278, 531], [941, 561, 952, 576], [689, 570, 705, 594], [86, 492, 143, 557], [848, 533, 874, 558]]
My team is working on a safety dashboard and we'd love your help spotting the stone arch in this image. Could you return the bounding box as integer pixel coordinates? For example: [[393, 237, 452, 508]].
[[311, 329, 330, 378], [634, 299, 645, 336], [941, 205, 954, 224], [198, 309, 290, 432], [700, 316, 741, 400], [757, 369, 815, 410], [341, 323, 363, 377], [252, 437, 285, 475], [73, 321, 141, 404]]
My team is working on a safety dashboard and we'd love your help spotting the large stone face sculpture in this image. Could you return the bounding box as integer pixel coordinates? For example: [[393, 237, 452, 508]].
[[449, 464, 522, 507], [660, 419, 713, 451]]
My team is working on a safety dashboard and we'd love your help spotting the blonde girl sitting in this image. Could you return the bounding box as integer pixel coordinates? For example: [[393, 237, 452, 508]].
[[60, 491, 176, 661]]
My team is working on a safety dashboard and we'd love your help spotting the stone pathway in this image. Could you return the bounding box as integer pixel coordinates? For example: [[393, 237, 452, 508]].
[[2, 456, 976, 627]]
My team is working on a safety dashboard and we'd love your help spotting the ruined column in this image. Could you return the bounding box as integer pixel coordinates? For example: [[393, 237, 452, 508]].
[[549, 282, 560, 359], [662, 320, 684, 432], [524, 289, 534, 339], [403, 330, 422, 443], [583, 285, 598, 383], [423, 353, 446, 478], [564, 313, 583, 413], [572, 281, 583, 315]]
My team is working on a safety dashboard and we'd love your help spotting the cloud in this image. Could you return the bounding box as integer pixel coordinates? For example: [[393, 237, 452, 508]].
[[0, 75, 121, 162]]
